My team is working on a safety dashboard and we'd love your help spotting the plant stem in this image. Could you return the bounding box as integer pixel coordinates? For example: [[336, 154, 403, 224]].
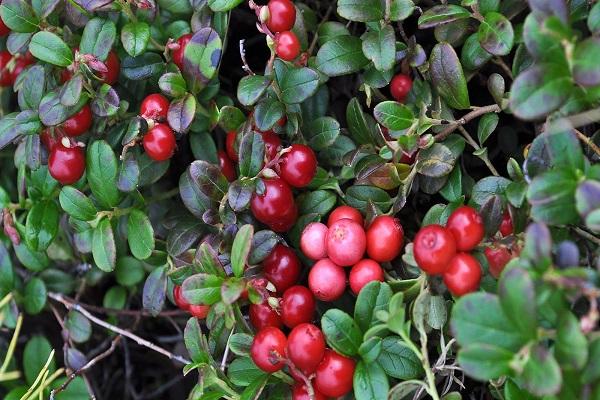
[[574, 129, 600, 158], [458, 126, 500, 176], [434, 104, 501, 142], [0, 313, 21, 375]]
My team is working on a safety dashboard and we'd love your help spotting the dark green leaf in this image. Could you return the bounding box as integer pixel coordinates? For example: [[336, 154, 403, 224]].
[[121, 21, 150, 57], [429, 42, 470, 109], [23, 336, 54, 385], [321, 309, 363, 356], [238, 132, 265, 177], [337, 0, 383, 22], [253, 98, 285, 131], [128, 209, 155, 260], [306, 116, 340, 151], [91, 84, 119, 117], [208, 0, 243, 12], [555, 311, 588, 370], [92, 218, 116, 272], [25, 200, 59, 251], [498, 267, 537, 339], [168, 93, 196, 133], [354, 281, 393, 332], [315, 35, 369, 77], [478, 12, 514, 56], [18, 65, 45, 110], [477, 113, 499, 145], [142, 266, 167, 317], [248, 230, 279, 265], [29, 31, 73, 67], [59, 186, 97, 221], [527, 169, 578, 225], [0, 0, 38, 33], [182, 273, 224, 305], [418, 5, 470, 29], [121, 53, 164, 80], [65, 310, 91, 343], [573, 37, 600, 87], [346, 97, 376, 145], [86, 140, 120, 208], [228, 357, 265, 387], [521, 345, 562, 396], [417, 143, 459, 177], [276, 63, 320, 105], [80, 18, 116, 61], [231, 224, 253, 278], [353, 361, 389, 400], [377, 337, 422, 379], [23, 277, 46, 314], [117, 153, 139, 192], [457, 343, 514, 380], [237, 75, 270, 106], [361, 25, 395, 72], [373, 101, 414, 130], [228, 180, 254, 212], [297, 190, 336, 215], [345, 185, 392, 211], [159, 72, 187, 98]]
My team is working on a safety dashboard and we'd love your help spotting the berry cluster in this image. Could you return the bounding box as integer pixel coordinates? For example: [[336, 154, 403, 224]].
[[140, 93, 177, 161], [251, 0, 301, 62], [484, 211, 516, 278]]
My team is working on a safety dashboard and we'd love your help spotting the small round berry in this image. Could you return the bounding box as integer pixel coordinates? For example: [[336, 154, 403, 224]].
[[484, 246, 512, 279], [260, 130, 282, 161], [250, 327, 287, 373], [266, 0, 296, 33], [189, 304, 210, 319], [173, 285, 190, 310], [447, 206, 485, 251], [292, 382, 327, 400], [263, 244, 301, 293], [499, 211, 514, 237], [275, 31, 300, 61], [308, 259, 346, 301], [280, 144, 317, 188], [140, 93, 170, 121], [314, 349, 356, 398], [249, 301, 282, 331], [48, 143, 86, 185], [226, 130, 239, 162], [62, 104, 93, 137], [250, 177, 296, 226], [143, 123, 176, 161], [300, 222, 328, 260], [98, 50, 120, 85], [172, 33, 192, 70], [366, 215, 404, 262], [281, 285, 315, 328], [443, 253, 482, 296], [11, 52, 34, 81], [218, 150, 236, 182], [267, 203, 298, 233], [390, 73, 412, 102], [413, 224, 457, 275], [40, 129, 60, 151], [0, 15, 10, 36], [0, 51, 13, 87], [326, 218, 366, 267], [349, 259, 384, 295], [287, 323, 325, 374], [328, 205, 363, 227]]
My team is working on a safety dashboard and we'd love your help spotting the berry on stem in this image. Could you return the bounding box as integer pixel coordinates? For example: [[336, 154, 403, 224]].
[[281, 285, 315, 328], [140, 93, 170, 121], [328, 205, 363, 227], [446, 206, 485, 251], [62, 104, 93, 137], [308, 258, 346, 301], [280, 144, 317, 188], [287, 323, 325, 374], [249, 301, 282, 331], [143, 123, 176, 161], [443, 253, 482, 296], [413, 224, 457, 275], [499, 210, 514, 237], [250, 177, 296, 228], [226, 130, 239, 162], [263, 244, 301, 293], [218, 150, 236, 182], [275, 31, 300, 61], [314, 349, 356, 398], [300, 222, 328, 260], [326, 218, 366, 267], [173, 285, 190, 310], [292, 382, 326, 400], [349, 259, 384, 295], [266, 0, 296, 33], [366, 215, 404, 262], [98, 50, 120, 85], [484, 246, 512, 279], [250, 327, 287, 373], [172, 33, 192, 70], [48, 142, 86, 185], [260, 130, 282, 161], [390, 73, 412, 102]]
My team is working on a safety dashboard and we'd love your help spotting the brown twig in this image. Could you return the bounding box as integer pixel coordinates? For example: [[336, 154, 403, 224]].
[[574, 129, 600, 158], [50, 293, 188, 317], [492, 57, 513, 80], [434, 104, 502, 142]]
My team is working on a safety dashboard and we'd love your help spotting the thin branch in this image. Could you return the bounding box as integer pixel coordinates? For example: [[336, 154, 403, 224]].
[[574, 227, 600, 247], [307, 3, 335, 56], [50, 293, 187, 317], [574, 129, 600, 158], [434, 104, 502, 142], [492, 57, 513, 80], [458, 126, 500, 177], [239, 39, 255, 75]]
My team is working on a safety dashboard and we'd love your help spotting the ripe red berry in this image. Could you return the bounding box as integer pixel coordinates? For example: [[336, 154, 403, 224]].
[[292, 382, 327, 400], [281, 285, 315, 328], [11, 52, 34, 81], [326, 218, 366, 267], [413, 224, 457, 275], [188, 304, 210, 319], [366, 215, 404, 262], [40, 129, 60, 151], [143, 123, 176, 161], [48, 142, 86, 185], [280, 144, 317, 188], [499, 211, 514, 237], [218, 150, 236, 182], [250, 327, 287, 373], [98, 50, 120, 85], [263, 244, 301, 293], [250, 177, 296, 227], [226, 130, 239, 162], [267, 203, 298, 233], [349, 259, 384, 295], [62, 104, 93, 137], [287, 323, 325, 374], [173, 285, 190, 310], [314, 349, 356, 398], [140, 93, 170, 121], [328, 205, 363, 227], [447, 206, 485, 251], [390, 73, 412, 102], [308, 258, 346, 301], [249, 301, 282, 331], [266, 0, 296, 33], [0, 15, 10, 36], [275, 31, 300, 61], [172, 33, 192, 71], [260, 130, 282, 161], [0, 51, 13, 87], [443, 253, 482, 296], [484, 246, 512, 279], [300, 222, 328, 260]]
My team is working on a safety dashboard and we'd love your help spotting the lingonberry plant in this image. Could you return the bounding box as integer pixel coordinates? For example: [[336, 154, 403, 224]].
[[1, 0, 600, 399]]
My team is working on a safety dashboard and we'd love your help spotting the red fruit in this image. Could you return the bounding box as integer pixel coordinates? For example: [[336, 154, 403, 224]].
[[48, 142, 86, 185], [260, 130, 282, 161], [11, 52, 34, 81], [172, 33, 192, 70], [0, 51, 13, 87], [366, 215, 404, 262], [40, 129, 60, 151], [98, 50, 120, 85], [173, 285, 190, 310], [281, 285, 315, 328], [0, 15, 10, 36], [326, 218, 366, 267], [140, 93, 170, 121], [500, 211, 514, 237], [62, 104, 93, 137], [308, 258, 346, 301], [349, 259, 384, 295], [143, 123, 176, 161], [484, 246, 512, 279], [443, 253, 482, 296], [188, 304, 210, 319], [266, 0, 296, 33], [60, 69, 73, 84], [390, 73, 412, 102], [314, 350, 356, 398], [249, 301, 282, 331], [250, 327, 287, 373], [218, 150, 236, 182], [267, 203, 298, 233], [447, 206, 485, 251], [280, 144, 317, 188], [300, 222, 328, 260], [292, 382, 327, 400], [263, 244, 301, 293], [287, 323, 325, 374], [413, 224, 457, 275], [226, 130, 239, 162], [328, 205, 363, 227], [275, 31, 300, 61], [250, 177, 296, 226]]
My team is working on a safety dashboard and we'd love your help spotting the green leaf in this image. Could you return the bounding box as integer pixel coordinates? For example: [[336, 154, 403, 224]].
[[0, 0, 38, 33], [238, 132, 265, 178], [65, 310, 91, 343], [306, 116, 340, 151], [167, 93, 196, 133], [183, 28, 222, 92], [353, 361, 389, 400], [589, 2, 600, 34], [25, 200, 59, 251], [439, 166, 462, 202], [498, 268, 537, 339], [14, 242, 49, 272], [0, 243, 14, 297], [121, 21, 150, 57], [231, 224, 253, 278], [127, 210, 155, 260], [239, 374, 269, 400], [377, 337, 423, 379], [121, 53, 164, 80], [142, 266, 167, 317], [359, 337, 382, 363], [354, 281, 393, 331], [229, 333, 253, 356], [315, 35, 369, 77], [345, 185, 392, 211], [477, 113, 499, 145], [417, 143, 460, 177], [59, 186, 97, 221], [457, 343, 514, 381], [321, 309, 363, 356], [471, 176, 510, 207], [478, 12, 514, 56], [298, 190, 336, 215], [555, 311, 588, 370], [573, 37, 600, 88], [159, 72, 188, 98], [429, 42, 470, 109], [23, 335, 55, 385], [182, 273, 223, 305], [361, 25, 396, 71], [228, 357, 265, 387], [253, 97, 285, 131], [29, 31, 73, 67], [527, 169, 579, 225], [80, 18, 116, 61], [337, 0, 383, 22], [23, 277, 46, 314], [346, 97, 376, 145], [418, 5, 470, 29], [522, 345, 562, 396], [389, 0, 414, 21], [276, 64, 320, 105], [92, 218, 116, 272], [237, 75, 270, 106], [208, 0, 243, 12], [86, 140, 120, 208], [373, 101, 414, 130], [461, 33, 493, 71]]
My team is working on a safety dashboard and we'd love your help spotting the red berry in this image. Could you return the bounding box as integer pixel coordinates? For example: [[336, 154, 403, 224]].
[[349, 259, 384, 295], [40, 129, 60, 151], [366, 215, 404, 262], [98, 50, 120, 85], [267, 203, 298, 233], [413, 224, 457, 275], [308, 258, 346, 301], [60, 69, 73, 84], [48, 142, 86, 185], [0, 51, 13, 87], [499, 211, 514, 237], [0, 15, 10, 36], [326, 218, 366, 267], [249, 301, 282, 331], [443, 253, 482, 296], [140, 93, 170, 121], [226, 130, 239, 162], [266, 0, 296, 33], [173, 33, 192, 70], [11, 52, 34, 81], [250, 327, 287, 373], [143, 123, 176, 161], [280, 144, 317, 188], [281, 285, 315, 328], [390, 73, 412, 102], [250, 177, 296, 227], [300, 222, 328, 260], [292, 382, 327, 400], [484, 246, 512, 279], [62, 104, 93, 137], [287, 323, 325, 374], [218, 150, 236, 182], [173, 285, 190, 310], [260, 130, 282, 161], [314, 349, 356, 398], [275, 31, 300, 61], [188, 304, 210, 319], [328, 205, 363, 227], [263, 244, 301, 293], [447, 206, 485, 251]]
